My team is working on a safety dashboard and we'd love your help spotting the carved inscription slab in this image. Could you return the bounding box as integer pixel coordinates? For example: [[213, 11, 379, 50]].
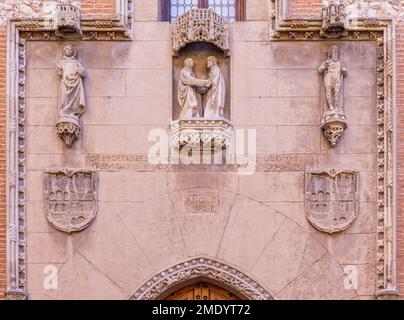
[[44, 169, 98, 233], [185, 191, 219, 213], [86, 154, 316, 172], [305, 169, 359, 234]]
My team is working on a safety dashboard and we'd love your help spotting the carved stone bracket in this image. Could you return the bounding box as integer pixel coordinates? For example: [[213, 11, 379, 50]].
[[171, 119, 233, 151], [56, 118, 80, 146], [305, 169, 359, 234], [130, 257, 274, 300], [172, 9, 230, 56], [44, 169, 98, 233], [321, 111, 347, 146]]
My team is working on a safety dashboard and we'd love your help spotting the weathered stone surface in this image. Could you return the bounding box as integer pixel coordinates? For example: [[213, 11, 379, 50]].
[[27, 232, 82, 263], [47, 252, 126, 300], [21, 25, 380, 300], [232, 97, 320, 126], [277, 254, 357, 300], [246, 0, 270, 21], [169, 190, 234, 257], [252, 219, 327, 293], [233, 69, 277, 98], [120, 196, 188, 270], [78, 219, 153, 293], [217, 196, 285, 270]]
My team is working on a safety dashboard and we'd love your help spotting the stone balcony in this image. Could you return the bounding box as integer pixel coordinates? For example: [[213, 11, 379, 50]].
[[171, 118, 233, 151]]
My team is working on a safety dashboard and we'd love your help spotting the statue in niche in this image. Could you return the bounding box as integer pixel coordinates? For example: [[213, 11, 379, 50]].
[[178, 58, 211, 118], [177, 56, 226, 119], [204, 56, 226, 119], [319, 45, 347, 112], [318, 45, 348, 147], [56, 44, 86, 146]]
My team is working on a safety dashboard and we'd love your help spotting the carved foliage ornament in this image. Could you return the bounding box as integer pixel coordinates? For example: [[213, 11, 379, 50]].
[[305, 169, 359, 234], [131, 258, 273, 300], [44, 169, 98, 233], [172, 9, 230, 56]]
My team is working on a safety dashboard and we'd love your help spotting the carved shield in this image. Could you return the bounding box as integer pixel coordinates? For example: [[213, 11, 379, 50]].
[[44, 169, 98, 233], [305, 170, 359, 234]]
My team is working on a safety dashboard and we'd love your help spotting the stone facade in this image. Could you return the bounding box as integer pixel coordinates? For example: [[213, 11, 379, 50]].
[[0, 0, 403, 300]]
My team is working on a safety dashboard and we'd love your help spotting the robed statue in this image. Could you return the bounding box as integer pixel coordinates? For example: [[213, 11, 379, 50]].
[[178, 58, 211, 118], [56, 45, 86, 146]]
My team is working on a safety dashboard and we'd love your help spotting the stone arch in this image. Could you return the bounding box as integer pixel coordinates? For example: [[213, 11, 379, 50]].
[[129, 256, 275, 300]]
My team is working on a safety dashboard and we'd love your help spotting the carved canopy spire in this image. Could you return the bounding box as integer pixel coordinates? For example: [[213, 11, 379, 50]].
[[172, 9, 230, 56], [55, 0, 82, 38]]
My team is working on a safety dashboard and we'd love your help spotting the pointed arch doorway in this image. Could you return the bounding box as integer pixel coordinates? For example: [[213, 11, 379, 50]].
[[130, 257, 274, 300], [162, 280, 242, 300]]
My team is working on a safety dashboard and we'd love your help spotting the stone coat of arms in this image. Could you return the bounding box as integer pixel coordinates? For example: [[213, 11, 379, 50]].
[[44, 169, 98, 233], [305, 169, 359, 234]]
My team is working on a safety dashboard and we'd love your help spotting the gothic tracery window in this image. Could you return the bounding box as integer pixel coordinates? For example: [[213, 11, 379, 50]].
[[162, 0, 245, 22]]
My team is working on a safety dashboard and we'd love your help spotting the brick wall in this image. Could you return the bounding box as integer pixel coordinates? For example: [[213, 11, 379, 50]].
[[396, 21, 404, 299], [81, 0, 115, 16], [288, 0, 323, 18]]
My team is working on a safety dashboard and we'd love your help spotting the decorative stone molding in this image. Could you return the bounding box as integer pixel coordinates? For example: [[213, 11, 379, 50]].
[[130, 257, 274, 300], [54, 0, 82, 38], [5, 0, 133, 300], [44, 169, 98, 233], [270, 0, 398, 299], [2, 0, 133, 40], [0, 0, 80, 26], [172, 9, 230, 56], [305, 169, 359, 234], [171, 119, 233, 150], [320, 2, 348, 38]]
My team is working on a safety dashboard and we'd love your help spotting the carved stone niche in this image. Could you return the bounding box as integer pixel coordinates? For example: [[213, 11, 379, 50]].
[[320, 2, 348, 39], [53, 0, 82, 38], [171, 10, 232, 152], [305, 169, 359, 234], [44, 169, 98, 233]]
